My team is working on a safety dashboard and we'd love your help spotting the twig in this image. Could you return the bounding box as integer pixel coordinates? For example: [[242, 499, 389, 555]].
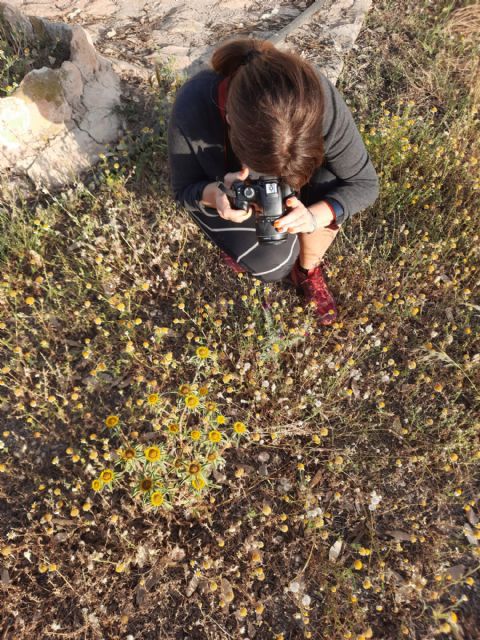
[[205, 614, 235, 639]]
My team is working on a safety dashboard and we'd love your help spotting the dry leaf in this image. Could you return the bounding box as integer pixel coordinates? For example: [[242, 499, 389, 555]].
[[351, 378, 361, 399], [185, 573, 200, 597], [135, 584, 147, 607], [466, 509, 478, 527], [386, 529, 411, 541], [169, 546, 186, 563], [220, 578, 234, 603], [463, 524, 479, 546], [444, 564, 466, 580], [309, 468, 323, 489], [329, 539, 343, 562]]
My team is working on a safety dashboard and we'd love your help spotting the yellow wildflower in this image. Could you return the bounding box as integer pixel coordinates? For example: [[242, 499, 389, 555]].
[[91, 478, 103, 491], [100, 469, 114, 483], [185, 394, 199, 409], [208, 430, 222, 443], [147, 393, 160, 405], [190, 430, 201, 441], [150, 491, 164, 507], [233, 421, 247, 434], [178, 384, 191, 395], [121, 447, 136, 460], [105, 415, 119, 428], [196, 346, 210, 359], [192, 476, 206, 490], [144, 446, 162, 463]]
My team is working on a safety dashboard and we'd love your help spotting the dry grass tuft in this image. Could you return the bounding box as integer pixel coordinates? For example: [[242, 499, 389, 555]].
[[445, 4, 480, 38], [445, 4, 480, 105]]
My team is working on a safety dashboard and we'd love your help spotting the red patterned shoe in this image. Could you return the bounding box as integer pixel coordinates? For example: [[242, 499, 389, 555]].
[[289, 258, 338, 326], [220, 250, 247, 274]]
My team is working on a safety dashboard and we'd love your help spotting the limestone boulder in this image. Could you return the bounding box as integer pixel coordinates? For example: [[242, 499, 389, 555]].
[[0, 2, 122, 188]]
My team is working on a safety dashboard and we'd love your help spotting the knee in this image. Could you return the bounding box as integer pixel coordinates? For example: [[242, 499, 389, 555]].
[[241, 237, 299, 283], [250, 260, 296, 283]]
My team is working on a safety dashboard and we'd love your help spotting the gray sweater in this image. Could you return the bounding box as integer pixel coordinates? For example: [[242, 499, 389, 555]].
[[167, 68, 379, 226]]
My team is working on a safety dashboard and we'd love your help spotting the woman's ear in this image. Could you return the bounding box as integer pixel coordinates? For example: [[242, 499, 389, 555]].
[[226, 113, 231, 125]]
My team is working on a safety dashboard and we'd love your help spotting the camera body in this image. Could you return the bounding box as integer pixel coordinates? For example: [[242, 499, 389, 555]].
[[229, 176, 295, 245]]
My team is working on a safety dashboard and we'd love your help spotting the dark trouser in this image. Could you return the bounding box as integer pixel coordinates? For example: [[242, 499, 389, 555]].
[[187, 170, 342, 283], [188, 203, 300, 282]]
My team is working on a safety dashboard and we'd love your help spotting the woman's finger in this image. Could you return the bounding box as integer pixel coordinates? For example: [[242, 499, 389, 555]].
[[288, 220, 312, 234], [219, 204, 252, 222], [216, 195, 229, 219], [274, 211, 303, 231], [276, 212, 314, 234], [224, 167, 249, 189], [228, 208, 252, 223], [286, 196, 299, 208]]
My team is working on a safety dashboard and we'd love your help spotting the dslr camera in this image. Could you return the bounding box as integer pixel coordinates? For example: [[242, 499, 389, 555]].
[[219, 175, 295, 245]]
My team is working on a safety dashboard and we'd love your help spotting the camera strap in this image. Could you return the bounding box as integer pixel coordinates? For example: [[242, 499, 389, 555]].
[[218, 76, 229, 124], [217, 76, 240, 173]]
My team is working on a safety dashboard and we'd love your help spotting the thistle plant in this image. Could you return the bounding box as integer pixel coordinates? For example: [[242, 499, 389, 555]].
[[88, 346, 248, 509]]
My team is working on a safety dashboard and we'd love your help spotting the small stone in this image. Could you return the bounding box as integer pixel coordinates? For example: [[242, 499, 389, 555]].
[[289, 581, 300, 593], [277, 6, 302, 18]]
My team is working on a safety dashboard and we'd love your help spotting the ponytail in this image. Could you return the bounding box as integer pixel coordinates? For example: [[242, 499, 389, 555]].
[[211, 38, 275, 77]]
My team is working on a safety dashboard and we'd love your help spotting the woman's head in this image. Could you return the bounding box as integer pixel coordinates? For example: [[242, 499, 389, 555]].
[[211, 38, 325, 191]]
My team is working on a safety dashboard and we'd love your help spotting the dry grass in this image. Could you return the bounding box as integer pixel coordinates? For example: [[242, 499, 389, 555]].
[[444, 3, 480, 106], [0, 1, 479, 639]]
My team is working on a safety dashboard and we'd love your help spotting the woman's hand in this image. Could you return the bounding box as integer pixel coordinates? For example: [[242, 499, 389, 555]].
[[215, 166, 253, 223], [274, 196, 334, 234]]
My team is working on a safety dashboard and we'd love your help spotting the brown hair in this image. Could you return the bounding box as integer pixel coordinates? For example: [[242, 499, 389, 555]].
[[211, 38, 325, 191]]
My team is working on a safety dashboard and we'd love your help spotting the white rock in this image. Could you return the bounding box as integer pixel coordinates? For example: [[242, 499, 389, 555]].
[[0, 3, 122, 188], [84, 0, 117, 19]]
